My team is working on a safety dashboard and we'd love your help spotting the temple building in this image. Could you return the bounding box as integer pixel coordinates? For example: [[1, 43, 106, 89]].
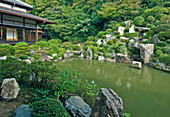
[[0, 0, 53, 44]]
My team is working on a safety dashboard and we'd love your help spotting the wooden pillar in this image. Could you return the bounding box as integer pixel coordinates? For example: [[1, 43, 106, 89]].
[[23, 18, 25, 42], [36, 24, 38, 42], [1, 26, 2, 41], [29, 29, 31, 41], [23, 28, 25, 41]]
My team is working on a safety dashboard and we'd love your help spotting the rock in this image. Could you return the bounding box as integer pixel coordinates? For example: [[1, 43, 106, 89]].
[[52, 54, 57, 57], [65, 96, 91, 117], [131, 61, 142, 69], [132, 55, 140, 61], [91, 88, 124, 117], [118, 26, 125, 35], [134, 37, 139, 42], [0, 56, 7, 60], [142, 39, 149, 42], [120, 37, 129, 41], [12, 105, 31, 117], [98, 56, 105, 61], [158, 63, 166, 70], [116, 54, 130, 63], [29, 49, 35, 56], [133, 42, 140, 49], [135, 27, 150, 31], [106, 58, 116, 63], [79, 53, 84, 58], [47, 56, 53, 60], [168, 49, 170, 54], [0, 78, 20, 100], [23, 59, 31, 64], [64, 52, 73, 58], [147, 61, 155, 67], [97, 39, 102, 46], [140, 44, 154, 64], [86, 47, 93, 59], [153, 34, 160, 45], [72, 51, 81, 54], [129, 25, 135, 33], [106, 35, 116, 42], [124, 21, 131, 27], [111, 53, 116, 59]]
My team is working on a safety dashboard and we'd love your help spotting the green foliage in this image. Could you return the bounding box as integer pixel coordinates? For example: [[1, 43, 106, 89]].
[[70, 45, 81, 51], [25, 52, 31, 56], [49, 50, 56, 54], [154, 24, 170, 33], [147, 16, 155, 23], [113, 38, 119, 44], [63, 42, 72, 49], [147, 30, 154, 37], [38, 39, 47, 42], [161, 46, 168, 53], [124, 113, 131, 117], [31, 98, 70, 117], [14, 42, 29, 56], [49, 44, 58, 51], [46, 53, 53, 57], [155, 50, 163, 56], [134, 16, 145, 26], [104, 44, 110, 49], [0, 44, 15, 57], [157, 41, 167, 47], [105, 53, 112, 58], [107, 40, 113, 45], [97, 31, 105, 38], [19, 54, 29, 60], [35, 41, 48, 49], [143, 35, 149, 39], [159, 54, 170, 65]]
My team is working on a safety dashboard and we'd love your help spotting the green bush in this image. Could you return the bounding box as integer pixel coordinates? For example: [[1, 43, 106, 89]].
[[161, 46, 168, 53], [113, 38, 119, 43], [46, 53, 53, 57], [164, 2, 170, 7], [116, 35, 121, 38], [147, 16, 155, 23], [38, 39, 47, 42], [100, 48, 106, 53], [134, 16, 145, 26], [31, 98, 70, 117], [142, 41, 149, 44], [104, 44, 110, 49], [107, 40, 113, 45], [93, 42, 98, 47], [49, 44, 58, 51], [125, 27, 129, 32], [166, 39, 170, 44], [106, 29, 113, 32], [154, 21, 162, 27], [48, 39, 61, 45], [49, 50, 56, 54], [25, 52, 31, 56], [143, 35, 149, 39], [14, 42, 29, 56], [147, 30, 154, 37], [97, 31, 105, 38], [71, 45, 81, 51], [19, 54, 28, 60], [0, 44, 15, 57], [158, 30, 170, 41], [35, 41, 48, 49], [157, 41, 167, 47], [155, 50, 163, 56], [63, 42, 72, 49], [83, 46, 88, 51], [154, 24, 170, 33], [105, 53, 112, 58], [53, 56, 59, 60], [159, 54, 170, 65], [124, 32, 131, 38]]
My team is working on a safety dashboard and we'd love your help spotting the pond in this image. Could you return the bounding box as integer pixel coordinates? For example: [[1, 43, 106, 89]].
[[58, 58, 170, 117]]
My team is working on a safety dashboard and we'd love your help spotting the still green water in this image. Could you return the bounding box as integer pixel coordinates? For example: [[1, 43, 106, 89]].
[[58, 58, 170, 117]]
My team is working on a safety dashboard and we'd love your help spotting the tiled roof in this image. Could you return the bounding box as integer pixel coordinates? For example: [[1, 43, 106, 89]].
[[0, 7, 54, 24], [2, 0, 33, 9]]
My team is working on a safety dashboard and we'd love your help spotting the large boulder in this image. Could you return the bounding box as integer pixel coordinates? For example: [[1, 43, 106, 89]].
[[140, 44, 154, 64], [124, 21, 131, 27], [86, 47, 93, 59], [29, 49, 35, 56], [152, 34, 160, 45], [91, 88, 124, 117], [64, 51, 73, 58], [131, 61, 142, 69], [106, 58, 116, 63], [12, 105, 31, 117], [0, 78, 20, 100], [65, 96, 91, 117], [129, 25, 135, 33], [116, 54, 130, 63]]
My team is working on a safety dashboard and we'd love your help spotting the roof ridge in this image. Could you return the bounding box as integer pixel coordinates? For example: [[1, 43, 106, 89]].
[[14, 0, 33, 8]]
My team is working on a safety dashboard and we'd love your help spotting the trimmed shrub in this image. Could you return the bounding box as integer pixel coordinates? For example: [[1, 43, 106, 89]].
[[166, 39, 170, 44], [134, 16, 145, 26], [143, 35, 149, 39], [49, 50, 56, 54], [106, 29, 113, 32], [142, 41, 149, 44], [0, 44, 15, 56], [113, 38, 119, 43], [71, 45, 81, 51], [157, 41, 167, 47], [147, 30, 154, 37], [31, 98, 70, 117], [93, 42, 98, 47], [147, 16, 155, 23], [63, 42, 72, 49], [83, 46, 88, 51], [124, 32, 131, 38], [125, 27, 129, 32], [107, 40, 113, 45], [161, 46, 168, 53], [104, 44, 110, 49], [164, 2, 170, 7], [105, 53, 112, 58], [38, 39, 47, 42], [25, 52, 31, 56], [154, 21, 162, 27], [46, 53, 53, 57], [49, 44, 58, 51], [116, 35, 121, 38], [19, 54, 28, 60], [100, 48, 106, 53], [156, 50, 163, 56], [97, 31, 105, 38], [154, 24, 170, 33], [35, 41, 48, 49], [159, 54, 170, 65]]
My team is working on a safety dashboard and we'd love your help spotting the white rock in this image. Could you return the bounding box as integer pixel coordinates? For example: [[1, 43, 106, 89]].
[[47, 56, 53, 60], [131, 61, 142, 69], [106, 34, 111, 38], [52, 54, 57, 57], [0, 78, 20, 100], [97, 39, 102, 46], [98, 56, 105, 61], [23, 59, 31, 64], [0, 56, 7, 60], [120, 37, 129, 41], [129, 25, 135, 33], [118, 26, 125, 35]]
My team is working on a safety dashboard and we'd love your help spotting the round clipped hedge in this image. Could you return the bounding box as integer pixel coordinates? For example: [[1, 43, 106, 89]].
[[31, 98, 70, 117]]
